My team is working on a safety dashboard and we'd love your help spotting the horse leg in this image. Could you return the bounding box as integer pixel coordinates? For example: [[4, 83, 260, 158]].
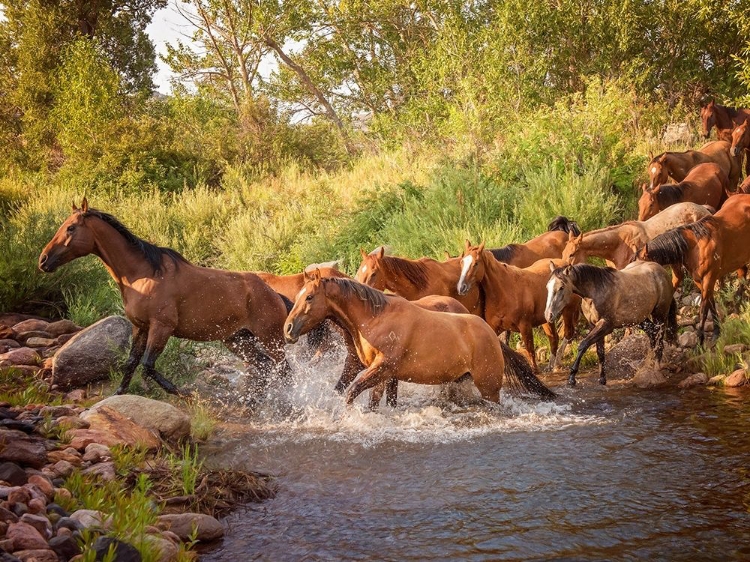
[[596, 339, 606, 385], [697, 275, 717, 345], [345, 357, 393, 406], [385, 378, 398, 407], [670, 264, 684, 291], [368, 379, 397, 410], [223, 330, 278, 394], [541, 322, 559, 372], [252, 330, 293, 384], [734, 267, 748, 301], [519, 324, 538, 372], [141, 322, 184, 396], [333, 331, 365, 394], [368, 382, 385, 410], [553, 305, 577, 372], [569, 319, 611, 386], [708, 294, 721, 341], [114, 327, 147, 395]]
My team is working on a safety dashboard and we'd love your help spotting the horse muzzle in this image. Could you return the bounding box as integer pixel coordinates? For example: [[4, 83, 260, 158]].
[[38, 253, 58, 273], [284, 320, 300, 344], [731, 147, 740, 157], [457, 281, 470, 296]]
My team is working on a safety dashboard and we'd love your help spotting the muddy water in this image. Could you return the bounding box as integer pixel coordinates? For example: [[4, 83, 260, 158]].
[[203, 349, 750, 561]]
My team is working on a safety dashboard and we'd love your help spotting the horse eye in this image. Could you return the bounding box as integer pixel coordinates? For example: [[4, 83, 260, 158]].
[[305, 294, 313, 302], [66, 225, 76, 233]]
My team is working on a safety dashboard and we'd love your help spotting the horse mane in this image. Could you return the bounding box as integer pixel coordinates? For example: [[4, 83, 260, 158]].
[[547, 216, 581, 236], [644, 216, 715, 265], [83, 209, 188, 274], [380, 256, 429, 289], [654, 184, 684, 207], [490, 245, 518, 263], [563, 263, 617, 286], [326, 278, 388, 315], [720, 105, 739, 119]]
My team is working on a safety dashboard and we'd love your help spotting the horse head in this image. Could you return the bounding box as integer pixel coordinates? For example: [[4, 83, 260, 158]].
[[545, 262, 574, 323], [731, 120, 749, 157], [562, 231, 584, 264], [637, 184, 659, 221], [700, 100, 716, 139], [39, 198, 97, 273], [355, 246, 386, 290], [648, 155, 669, 189], [457, 240, 485, 296], [285, 268, 328, 344]]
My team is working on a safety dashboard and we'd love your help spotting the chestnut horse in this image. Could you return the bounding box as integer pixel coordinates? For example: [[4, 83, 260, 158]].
[[457, 242, 580, 372], [647, 141, 739, 191], [562, 202, 712, 287], [730, 120, 750, 162], [257, 266, 349, 301], [355, 248, 485, 316], [39, 200, 292, 396], [545, 262, 676, 386], [637, 163, 728, 221], [284, 272, 555, 404], [488, 216, 580, 267], [638, 195, 750, 343], [701, 100, 750, 175]]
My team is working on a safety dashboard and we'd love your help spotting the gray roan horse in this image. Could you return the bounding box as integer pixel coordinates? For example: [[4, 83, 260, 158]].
[[545, 262, 676, 386]]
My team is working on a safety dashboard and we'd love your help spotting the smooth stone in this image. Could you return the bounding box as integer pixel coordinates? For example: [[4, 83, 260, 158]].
[[12, 550, 58, 562], [82, 443, 111, 464], [678, 372, 708, 389], [45, 321, 81, 338], [81, 462, 116, 481], [678, 331, 698, 348], [26, 476, 53, 501], [725, 369, 747, 388], [11, 320, 49, 334], [69, 509, 109, 530], [19, 513, 51, 539], [7, 521, 48, 550], [142, 533, 178, 562], [156, 513, 224, 542], [91, 395, 190, 440], [49, 534, 81, 560], [92, 537, 142, 562], [723, 343, 747, 355], [0, 348, 41, 368], [0, 464, 27, 487]]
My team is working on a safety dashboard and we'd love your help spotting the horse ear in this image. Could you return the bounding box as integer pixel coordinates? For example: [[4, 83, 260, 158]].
[[80, 198, 89, 213], [478, 241, 485, 253], [71, 201, 78, 211], [549, 261, 556, 273], [303, 269, 313, 281], [648, 151, 653, 161], [377, 246, 385, 259], [311, 268, 322, 282], [360, 248, 367, 259], [464, 239, 471, 251], [443, 250, 451, 260], [641, 183, 649, 193], [567, 230, 575, 241]]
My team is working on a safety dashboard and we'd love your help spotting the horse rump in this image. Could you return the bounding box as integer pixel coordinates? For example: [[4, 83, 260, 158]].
[[500, 342, 556, 400]]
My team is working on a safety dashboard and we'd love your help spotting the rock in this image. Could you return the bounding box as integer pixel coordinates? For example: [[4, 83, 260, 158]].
[[681, 294, 701, 307], [76, 407, 160, 450], [632, 367, 668, 388], [678, 316, 698, 327], [51, 461, 75, 479], [93, 537, 142, 562], [0, 541, 16, 556], [53, 416, 88, 431], [0, 464, 27, 487], [81, 462, 116, 481], [53, 488, 71, 502], [0, 348, 41, 368], [15, 331, 53, 344], [678, 331, 698, 348], [723, 344, 747, 355], [27, 476, 53, 501], [62, 390, 86, 403], [7, 487, 32, 505], [678, 373, 709, 388], [0, 506, 18, 523], [19, 514, 51, 539], [45, 321, 80, 339], [52, 316, 131, 389], [46, 450, 82, 467], [142, 533, 179, 562], [23, 338, 56, 350], [82, 444, 111, 464], [40, 406, 78, 419], [11, 320, 49, 334], [70, 509, 109, 530], [703, 321, 714, 333], [11, 503, 27, 518], [12, 550, 58, 562], [7, 521, 48, 550], [0, 326, 16, 340], [707, 375, 726, 386], [156, 513, 224, 542], [53, 334, 76, 347], [0, 434, 47, 468], [49, 534, 81, 560], [662, 122, 692, 145], [92, 396, 191, 440], [0, 420, 35, 434], [46, 504, 67, 518], [725, 369, 747, 388], [26, 499, 45, 515], [54, 517, 83, 533], [0, 340, 20, 350], [603, 334, 650, 379]]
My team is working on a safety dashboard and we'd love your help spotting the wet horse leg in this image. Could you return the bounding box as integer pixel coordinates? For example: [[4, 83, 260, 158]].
[[114, 327, 147, 395], [697, 274, 717, 345], [553, 306, 579, 372], [223, 329, 279, 393], [518, 323, 539, 372], [345, 357, 393, 405], [368, 379, 399, 409], [141, 321, 184, 396], [569, 319, 612, 386], [541, 322, 559, 371], [596, 339, 606, 385]]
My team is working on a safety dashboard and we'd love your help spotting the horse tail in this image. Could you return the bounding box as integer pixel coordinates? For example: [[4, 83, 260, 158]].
[[666, 297, 678, 344], [641, 229, 689, 266], [500, 342, 556, 400], [547, 216, 581, 236]]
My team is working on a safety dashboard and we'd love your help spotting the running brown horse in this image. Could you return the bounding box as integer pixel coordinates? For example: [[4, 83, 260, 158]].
[[284, 272, 555, 404], [355, 248, 485, 316], [39, 200, 292, 395], [637, 163, 728, 221], [257, 266, 349, 301], [545, 261, 676, 386], [701, 100, 750, 175], [457, 241, 580, 372], [647, 141, 739, 191], [638, 194, 750, 343]]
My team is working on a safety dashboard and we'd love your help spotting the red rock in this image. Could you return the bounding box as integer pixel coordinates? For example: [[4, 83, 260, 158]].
[[19, 513, 51, 538], [4, 365, 41, 377], [63, 389, 86, 403], [7, 487, 32, 505], [0, 433, 47, 468], [725, 369, 747, 388], [46, 320, 81, 338], [51, 461, 74, 478], [0, 326, 16, 340], [0, 538, 13, 552], [82, 443, 111, 463], [0, 339, 20, 349], [53, 488, 71, 501], [13, 549, 59, 562], [77, 407, 160, 450], [27, 476, 53, 500], [54, 333, 76, 346], [7, 520, 49, 550], [82, 462, 115, 481], [157, 513, 224, 541], [24, 338, 56, 349], [0, 348, 41, 367], [27, 498, 46, 515], [11, 320, 49, 334], [53, 416, 89, 430], [15, 331, 54, 344], [0, 505, 18, 523]]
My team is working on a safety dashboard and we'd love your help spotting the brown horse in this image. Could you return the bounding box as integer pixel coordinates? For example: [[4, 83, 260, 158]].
[[257, 267, 349, 301], [738, 176, 750, 194], [562, 202, 711, 286], [638, 194, 750, 343], [545, 262, 676, 386], [355, 248, 485, 316], [701, 100, 750, 175], [637, 163, 728, 221], [488, 216, 580, 267], [284, 272, 555, 404], [39, 200, 292, 396], [730, 119, 750, 162], [457, 241, 580, 372], [647, 141, 739, 191]]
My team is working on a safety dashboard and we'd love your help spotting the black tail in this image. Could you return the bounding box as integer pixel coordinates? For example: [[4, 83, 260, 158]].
[[666, 297, 678, 344], [500, 342, 556, 400], [547, 216, 581, 236], [278, 292, 294, 313]]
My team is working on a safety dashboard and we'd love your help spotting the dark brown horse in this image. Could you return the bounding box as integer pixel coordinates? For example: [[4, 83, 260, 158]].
[[285, 272, 555, 404], [637, 163, 728, 221], [638, 194, 750, 343], [39, 200, 292, 395], [647, 141, 739, 191], [730, 119, 750, 162], [701, 100, 750, 175]]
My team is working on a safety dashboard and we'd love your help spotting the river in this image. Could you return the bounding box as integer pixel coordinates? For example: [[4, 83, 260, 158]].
[[202, 349, 750, 561]]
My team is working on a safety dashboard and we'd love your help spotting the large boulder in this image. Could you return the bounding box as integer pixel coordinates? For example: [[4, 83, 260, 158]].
[[75, 407, 160, 450], [52, 316, 132, 389], [604, 334, 650, 380], [91, 396, 191, 440]]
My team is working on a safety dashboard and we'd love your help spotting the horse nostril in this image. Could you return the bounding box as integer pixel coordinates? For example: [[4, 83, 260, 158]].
[[284, 322, 293, 335], [40, 254, 48, 265]]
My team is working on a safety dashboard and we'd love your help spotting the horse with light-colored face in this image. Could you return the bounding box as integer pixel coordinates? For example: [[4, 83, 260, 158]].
[[647, 141, 740, 191]]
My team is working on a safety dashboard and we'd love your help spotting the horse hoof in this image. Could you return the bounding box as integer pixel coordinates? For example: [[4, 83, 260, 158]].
[[567, 377, 577, 387], [113, 386, 127, 396], [598, 378, 607, 385]]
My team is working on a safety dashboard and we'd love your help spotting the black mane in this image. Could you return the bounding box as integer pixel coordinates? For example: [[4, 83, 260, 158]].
[[326, 278, 389, 314], [643, 216, 715, 265], [490, 245, 518, 263], [547, 216, 581, 236], [562, 263, 617, 287], [381, 256, 430, 289], [84, 209, 188, 274], [654, 183, 685, 207]]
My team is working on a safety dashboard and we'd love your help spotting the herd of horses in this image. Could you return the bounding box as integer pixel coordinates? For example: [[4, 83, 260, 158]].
[[35, 101, 750, 408]]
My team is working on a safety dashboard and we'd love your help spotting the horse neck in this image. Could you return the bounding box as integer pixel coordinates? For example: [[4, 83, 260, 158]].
[[478, 251, 513, 300], [580, 228, 627, 259], [715, 105, 736, 129], [665, 154, 691, 179], [324, 284, 384, 339], [381, 257, 426, 298], [88, 218, 159, 286], [568, 272, 603, 301]]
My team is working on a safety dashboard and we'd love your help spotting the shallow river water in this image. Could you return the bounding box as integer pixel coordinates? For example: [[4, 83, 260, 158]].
[[202, 350, 750, 561]]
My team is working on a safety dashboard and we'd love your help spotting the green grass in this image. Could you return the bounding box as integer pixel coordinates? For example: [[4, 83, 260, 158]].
[[0, 368, 62, 407]]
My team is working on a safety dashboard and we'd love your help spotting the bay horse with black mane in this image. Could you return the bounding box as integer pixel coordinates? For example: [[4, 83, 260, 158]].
[[285, 271, 555, 404], [638, 195, 750, 344], [701, 100, 750, 175], [39, 199, 293, 396], [637, 163, 728, 221]]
